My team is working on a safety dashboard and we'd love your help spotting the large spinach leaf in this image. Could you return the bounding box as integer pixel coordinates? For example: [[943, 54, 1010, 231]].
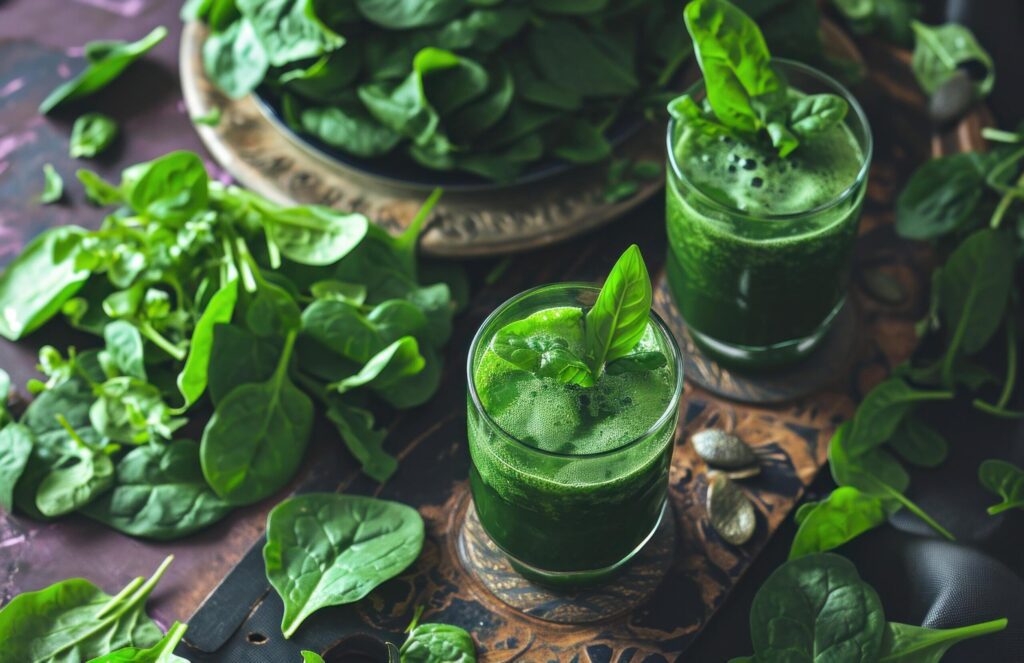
[[263, 493, 424, 638], [788, 486, 887, 560], [584, 244, 652, 377]]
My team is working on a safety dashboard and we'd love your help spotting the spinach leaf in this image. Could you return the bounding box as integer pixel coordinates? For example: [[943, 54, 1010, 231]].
[[207, 324, 280, 406], [367, 300, 428, 344], [788, 486, 887, 559], [39, 26, 168, 114], [400, 616, 476, 663], [264, 206, 369, 266], [895, 152, 991, 240], [176, 280, 239, 409], [201, 330, 313, 505], [103, 320, 147, 381], [122, 151, 210, 222], [847, 378, 952, 455], [310, 279, 367, 305], [683, 0, 781, 133], [355, 0, 465, 29], [263, 493, 424, 638], [78, 169, 125, 206], [83, 440, 231, 540], [978, 459, 1024, 515], [0, 423, 35, 512], [191, 107, 222, 127], [90, 377, 185, 445], [35, 415, 115, 517], [787, 94, 848, 138], [878, 618, 1008, 662], [70, 113, 119, 158], [301, 652, 325, 663], [326, 400, 397, 483], [936, 229, 1015, 385], [584, 244, 652, 377], [888, 417, 947, 468], [330, 336, 425, 395], [492, 326, 593, 387], [605, 351, 668, 375], [301, 299, 384, 363], [749, 553, 885, 662], [911, 21, 994, 98], [377, 342, 442, 409], [237, 0, 344, 67], [246, 278, 302, 338], [88, 621, 190, 662], [0, 555, 172, 660], [203, 18, 270, 99], [40, 163, 65, 204], [527, 20, 638, 98], [300, 104, 403, 157]]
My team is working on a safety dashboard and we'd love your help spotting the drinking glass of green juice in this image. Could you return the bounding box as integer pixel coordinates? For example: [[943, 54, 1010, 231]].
[[666, 0, 872, 370], [466, 247, 683, 586]]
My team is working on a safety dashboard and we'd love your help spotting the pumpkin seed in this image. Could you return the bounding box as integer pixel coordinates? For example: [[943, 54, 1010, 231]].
[[724, 465, 761, 480], [692, 429, 757, 469], [929, 69, 975, 126], [708, 472, 756, 545]]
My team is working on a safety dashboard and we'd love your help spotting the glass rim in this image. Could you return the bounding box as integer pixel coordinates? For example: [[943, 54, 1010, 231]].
[[466, 281, 685, 461], [665, 58, 874, 223]]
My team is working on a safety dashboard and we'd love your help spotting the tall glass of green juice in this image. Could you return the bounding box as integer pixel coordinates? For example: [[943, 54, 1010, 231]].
[[467, 283, 683, 586], [666, 60, 872, 369]]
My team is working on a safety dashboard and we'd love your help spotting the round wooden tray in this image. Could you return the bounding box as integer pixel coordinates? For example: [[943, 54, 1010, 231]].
[[179, 22, 665, 258]]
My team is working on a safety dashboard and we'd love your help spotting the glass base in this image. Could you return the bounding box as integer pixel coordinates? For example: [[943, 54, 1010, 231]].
[[687, 299, 845, 371], [491, 500, 669, 589]]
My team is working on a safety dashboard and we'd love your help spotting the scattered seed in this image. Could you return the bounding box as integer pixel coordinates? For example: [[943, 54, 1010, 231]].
[[692, 429, 757, 468], [708, 472, 756, 545], [929, 69, 975, 126], [724, 465, 761, 480]]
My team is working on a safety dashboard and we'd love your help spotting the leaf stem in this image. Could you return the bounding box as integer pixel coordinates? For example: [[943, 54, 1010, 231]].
[[987, 149, 1024, 227], [138, 322, 187, 361], [879, 482, 955, 541], [399, 188, 443, 249], [56, 414, 89, 449], [972, 399, 1024, 418], [988, 501, 1024, 515], [996, 316, 1017, 409], [981, 127, 1022, 144]]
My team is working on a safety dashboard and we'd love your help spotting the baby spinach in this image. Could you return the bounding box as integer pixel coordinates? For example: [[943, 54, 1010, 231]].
[[895, 152, 991, 240], [263, 206, 369, 266], [879, 619, 1008, 662], [400, 608, 476, 663], [238, 0, 344, 68], [34, 415, 115, 517], [492, 327, 593, 387], [911, 21, 994, 99], [201, 330, 313, 505], [847, 378, 952, 455], [888, 417, 948, 468], [978, 459, 1024, 515], [0, 424, 35, 512], [89, 621, 189, 662], [330, 336, 425, 395], [301, 652, 325, 663], [749, 553, 886, 662], [263, 493, 425, 638], [0, 555, 172, 661], [40, 163, 65, 204], [326, 400, 398, 483], [788, 486, 887, 560], [83, 440, 231, 540], [39, 27, 168, 114], [203, 18, 270, 99], [207, 324, 280, 406], [176, 280, 239, 410], [103, 320, 147, 381], [70, 113, 118, 158], [585, 244, 653, 377]]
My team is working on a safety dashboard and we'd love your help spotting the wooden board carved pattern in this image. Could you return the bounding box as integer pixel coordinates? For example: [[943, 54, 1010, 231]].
[[178, 22, 667, 258]]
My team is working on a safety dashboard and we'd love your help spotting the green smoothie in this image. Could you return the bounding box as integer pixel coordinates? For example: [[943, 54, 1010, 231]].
[[467, 283, 681, 585], [666, 105, 867, 367]]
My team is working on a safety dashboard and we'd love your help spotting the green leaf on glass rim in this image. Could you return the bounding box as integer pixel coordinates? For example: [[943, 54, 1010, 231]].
[[911, 21, 994, 98], [787, 93, 849, 137], [39, 26, 167, 114], [895, 152, 991, 240], [749, 553, 885, 662], [0, 423, 35, 512], [978, 459, 1024, 515], [492, 325, 593, 387], [264, 206, 369, 266], [263, 493, 424, 638], [936, 229, 1015, 385], [878, 618, 1008, 662], [330, 336, 425, 395], [326, 399, 397, 483], [605, 351, 668, 375], [889, 417, 948, 468], [0, 555, 171, 661], [585, 244, 653, 377], [40, 163, 65, 205], [788, 486, 887, 559], [177, 280, 238, 410], [683, 0, 783, 133], [847, 378, 952, 455], [82, 440, 231, 540], [87, 620, 190, 662], [70, 113, 118, 158], [200, 331, 313, 505]]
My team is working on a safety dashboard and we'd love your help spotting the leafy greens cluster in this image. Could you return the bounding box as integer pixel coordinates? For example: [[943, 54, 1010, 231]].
[[0, 150, 460, 540], [730, 553, 1007, 662], [490, 244, 665, 387], [189, 0, 692, 181], [671, 0, 849, 158]]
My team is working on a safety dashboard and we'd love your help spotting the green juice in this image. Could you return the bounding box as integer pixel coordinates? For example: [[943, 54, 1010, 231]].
[[467, 286, 681, 585], [665, 71, 870, 369]]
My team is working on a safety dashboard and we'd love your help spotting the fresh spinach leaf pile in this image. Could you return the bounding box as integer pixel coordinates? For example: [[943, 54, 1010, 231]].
[[0, 150, 459, 539], [671, 0, 849, 158], [730, 553, 1007, 662], [187, 0, 823, 182]]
